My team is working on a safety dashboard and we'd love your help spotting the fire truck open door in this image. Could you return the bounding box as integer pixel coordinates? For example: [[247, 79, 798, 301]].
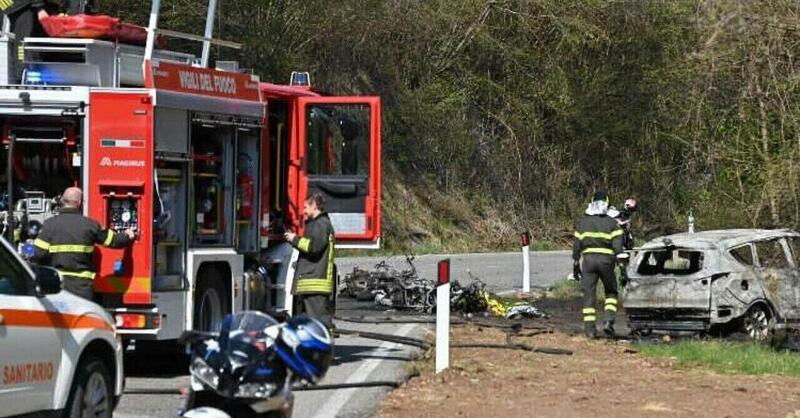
[[293, 97, 381, 249]]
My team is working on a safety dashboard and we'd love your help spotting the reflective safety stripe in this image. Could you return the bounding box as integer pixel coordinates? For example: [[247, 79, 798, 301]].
[[296, 234, 335, 294], [325, 233, 335, 283], [49, 245, 95, 253], [605, 305, 618, 312], [295, 278, 333, 294], [574, 230, 624, 241], [298, 237, 311, 253], [583, 315, 596, 322], [0, 0, 12, 10], [58, 270, 96, 280], [34, 239, 50, 250], [582, 308, 596, 314], [103, 230, 114, 246], [605, 298, 618, 305], [582, 248, 614, 255]]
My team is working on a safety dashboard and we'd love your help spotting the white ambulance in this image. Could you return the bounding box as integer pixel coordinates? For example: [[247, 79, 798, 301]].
[[0, 238, 123, 418]]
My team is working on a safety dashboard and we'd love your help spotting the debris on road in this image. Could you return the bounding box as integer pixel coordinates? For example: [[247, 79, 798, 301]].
[[340, 256, 550, 320]]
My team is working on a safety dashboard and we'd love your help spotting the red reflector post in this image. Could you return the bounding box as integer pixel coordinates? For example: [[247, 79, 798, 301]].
[[521, 231, 531, 247], [437, 259, 450, 286]]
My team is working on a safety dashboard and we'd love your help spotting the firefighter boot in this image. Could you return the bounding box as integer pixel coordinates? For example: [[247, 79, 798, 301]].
[[584, 322, 597, 339], [603, 319, 615, 338]]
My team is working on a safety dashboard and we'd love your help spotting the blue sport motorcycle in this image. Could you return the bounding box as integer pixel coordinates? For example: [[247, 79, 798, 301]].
[[180, 312, 333, 418]]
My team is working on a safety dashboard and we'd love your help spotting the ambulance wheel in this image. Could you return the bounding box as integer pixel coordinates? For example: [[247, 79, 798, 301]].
[[64, 356, 113, 418], [194, 269, 229, 333]]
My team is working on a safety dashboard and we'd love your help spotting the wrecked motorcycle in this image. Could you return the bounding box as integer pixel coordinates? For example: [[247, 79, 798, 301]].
[[181, 312, 333, 418]]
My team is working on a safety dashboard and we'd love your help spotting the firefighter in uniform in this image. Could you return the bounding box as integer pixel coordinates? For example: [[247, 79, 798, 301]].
[[284, 191, 336, 330], [31, 187, 134, 301], [573, 190, 624, 338]]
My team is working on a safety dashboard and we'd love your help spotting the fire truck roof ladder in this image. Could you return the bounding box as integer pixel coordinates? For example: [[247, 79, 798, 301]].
[[144, 0, 242, 68]]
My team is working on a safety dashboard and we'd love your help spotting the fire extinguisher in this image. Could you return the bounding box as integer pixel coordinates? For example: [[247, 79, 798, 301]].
[[237, 154, 254, 220]]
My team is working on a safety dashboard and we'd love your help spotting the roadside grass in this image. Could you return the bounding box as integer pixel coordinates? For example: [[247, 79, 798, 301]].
[[548, 278, 581, 299], [639, 340, 800, 377]]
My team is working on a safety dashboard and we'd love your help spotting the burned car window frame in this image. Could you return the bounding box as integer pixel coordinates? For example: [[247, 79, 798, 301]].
[[753, 238, 792, 270], [635, 248, 704, 276], [786, 236, 800, 268], [728, 244, 755, 267]]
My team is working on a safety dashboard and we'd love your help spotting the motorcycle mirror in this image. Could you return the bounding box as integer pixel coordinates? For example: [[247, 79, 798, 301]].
[[264, 324, 281, 340]]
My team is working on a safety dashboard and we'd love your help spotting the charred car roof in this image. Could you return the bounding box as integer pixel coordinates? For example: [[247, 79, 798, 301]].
[[638, 229, 800, 251]]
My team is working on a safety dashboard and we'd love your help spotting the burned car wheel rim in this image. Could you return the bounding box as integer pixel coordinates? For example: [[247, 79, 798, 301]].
[[743, 306, 770, 340]]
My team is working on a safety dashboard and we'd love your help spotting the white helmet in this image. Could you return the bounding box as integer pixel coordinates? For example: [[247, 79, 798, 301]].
[[181, 407, 232, 418]]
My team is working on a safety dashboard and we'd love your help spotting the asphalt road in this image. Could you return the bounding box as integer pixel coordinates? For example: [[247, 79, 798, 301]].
[[114, 251, 572, 418], [337, 250, 573, 293]]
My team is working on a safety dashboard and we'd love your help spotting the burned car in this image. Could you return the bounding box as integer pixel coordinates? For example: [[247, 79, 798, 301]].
[[624, 229, 800, 340]]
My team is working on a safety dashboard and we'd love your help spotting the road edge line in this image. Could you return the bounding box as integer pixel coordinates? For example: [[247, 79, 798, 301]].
[[310, 323, 418, 418]]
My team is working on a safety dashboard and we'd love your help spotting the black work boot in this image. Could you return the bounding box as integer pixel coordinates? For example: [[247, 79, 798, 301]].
[[603, 320, 615, 338], [584, 322, 597, 339]]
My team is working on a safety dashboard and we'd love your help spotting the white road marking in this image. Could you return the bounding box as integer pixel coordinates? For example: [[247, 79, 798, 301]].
[[310, 323, 417, 418]]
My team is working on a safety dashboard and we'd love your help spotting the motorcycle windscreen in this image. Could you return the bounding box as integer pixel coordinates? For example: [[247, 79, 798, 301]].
[[295, 97, 381, 248]]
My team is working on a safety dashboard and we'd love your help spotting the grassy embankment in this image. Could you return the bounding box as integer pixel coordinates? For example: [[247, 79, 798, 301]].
[[640, 341, 800, 377], [341, 164, 566, 257]]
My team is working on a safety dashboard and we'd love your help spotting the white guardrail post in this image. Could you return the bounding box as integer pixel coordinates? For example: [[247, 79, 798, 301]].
[[521, 231, 531, 293], [435, 258, 451, 373]]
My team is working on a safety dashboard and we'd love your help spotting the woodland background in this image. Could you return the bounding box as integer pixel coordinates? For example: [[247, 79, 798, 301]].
[[98, 0, 800, 252]]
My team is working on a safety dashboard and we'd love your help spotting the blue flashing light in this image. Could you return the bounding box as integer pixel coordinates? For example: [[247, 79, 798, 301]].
[[24, 70, 43, 85], [113, 259, 124, 275], [290, 71, 310, 87], [21, 242, 35, 258]]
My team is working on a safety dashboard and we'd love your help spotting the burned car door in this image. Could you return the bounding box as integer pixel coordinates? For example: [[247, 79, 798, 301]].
[[753, 238, 800, 320]]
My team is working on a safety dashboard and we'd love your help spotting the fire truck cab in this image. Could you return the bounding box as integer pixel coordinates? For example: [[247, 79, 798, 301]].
[[0, 2, 381, 345]]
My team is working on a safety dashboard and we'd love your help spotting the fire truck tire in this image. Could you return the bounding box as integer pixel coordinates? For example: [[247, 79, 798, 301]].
[[64, 356, 114, 418], [194, 268, 229, 333]]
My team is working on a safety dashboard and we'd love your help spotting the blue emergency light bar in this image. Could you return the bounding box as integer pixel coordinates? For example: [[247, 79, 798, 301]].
[[22, 63, 102, 86], [290, 71, 310, 87]]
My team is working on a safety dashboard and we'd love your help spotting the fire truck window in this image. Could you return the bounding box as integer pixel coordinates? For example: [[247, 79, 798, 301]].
[[306, 105, 370, 176]]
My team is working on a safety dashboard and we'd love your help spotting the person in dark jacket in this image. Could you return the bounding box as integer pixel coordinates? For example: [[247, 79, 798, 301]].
[[573, 190, 624, 338], [31, 187, 134, 301], [284, 192, 336, 330]]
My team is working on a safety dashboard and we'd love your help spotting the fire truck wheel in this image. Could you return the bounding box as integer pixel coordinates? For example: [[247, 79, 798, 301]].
[[64, 356, 113, 418], [194, 269, 229, 333]]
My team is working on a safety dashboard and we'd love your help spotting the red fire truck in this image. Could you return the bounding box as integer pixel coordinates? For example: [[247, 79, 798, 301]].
[[0, 2, 381, 344]]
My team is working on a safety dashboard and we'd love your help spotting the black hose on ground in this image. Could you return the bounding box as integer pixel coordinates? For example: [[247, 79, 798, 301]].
[[335, 315, 463, 325], [451, 343, 573, 356], [336, 328, 431, 349], [124, 381, 402, 396], [124, 388, 182, 395], [294, 381, 400, 391], [334, 315, 551, 331], [337, 328, 573, 355]]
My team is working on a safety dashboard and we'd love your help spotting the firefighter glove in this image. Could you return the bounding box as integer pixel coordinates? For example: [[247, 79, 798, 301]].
[[572, 260, 582, 281]]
